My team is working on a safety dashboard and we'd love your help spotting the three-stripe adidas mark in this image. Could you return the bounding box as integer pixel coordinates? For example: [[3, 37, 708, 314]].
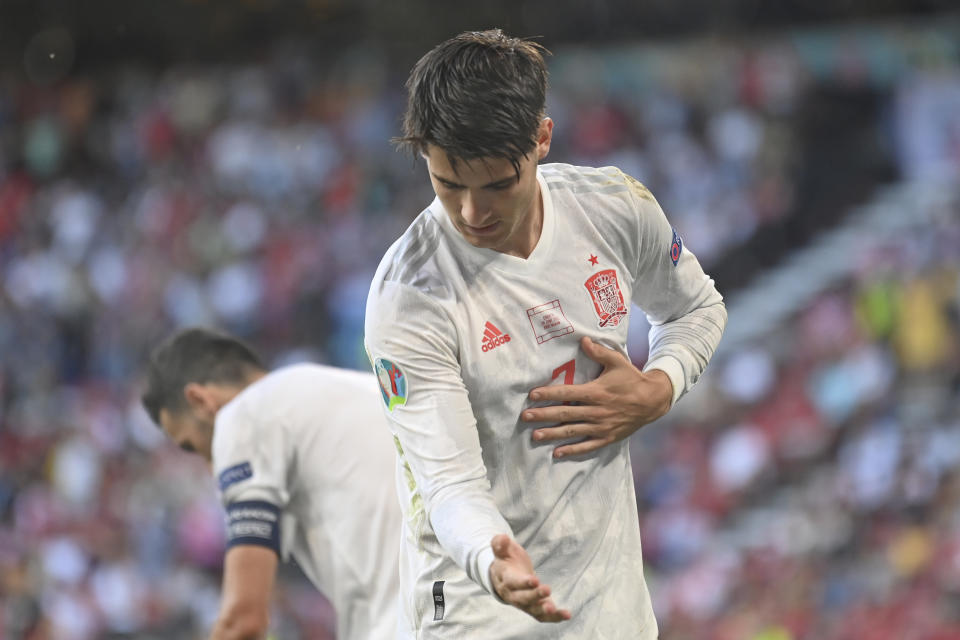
[[481, 321, 511, 353]]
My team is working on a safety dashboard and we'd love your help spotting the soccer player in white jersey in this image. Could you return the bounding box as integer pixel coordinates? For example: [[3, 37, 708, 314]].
[[364, 30, 727, 639], [141, 328, 400, 640]]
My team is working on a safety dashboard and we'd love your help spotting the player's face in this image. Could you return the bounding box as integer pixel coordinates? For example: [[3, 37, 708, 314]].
[[425, 118, 553, 258], [159, 407, 214, 462]]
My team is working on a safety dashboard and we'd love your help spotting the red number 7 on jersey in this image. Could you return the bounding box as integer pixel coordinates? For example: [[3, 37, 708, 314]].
[[550, 359, 576, 405], [551, 359, 575, 386]]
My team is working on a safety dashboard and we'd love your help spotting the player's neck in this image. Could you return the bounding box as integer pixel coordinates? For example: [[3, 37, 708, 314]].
[[500, 184, 544, 260], [208, 371, 266, 413]]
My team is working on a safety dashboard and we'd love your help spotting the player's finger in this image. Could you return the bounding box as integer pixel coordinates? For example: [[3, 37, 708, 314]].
[[549, 608, 573, 622], [506, 584, 551, 608], [528, 383, 601, 404], [530, 597, 572, 623], [531, 422, 594, 443], [500, 567, 538, 591], [580, 336, 628, 368], [523, 404, 602, 424], [553, 437, 609, 459], [539, 599, 573, 622]]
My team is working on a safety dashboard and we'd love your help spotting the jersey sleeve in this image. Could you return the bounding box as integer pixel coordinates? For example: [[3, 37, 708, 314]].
[[212, 404, 292, 558], [365, 280, 512, 597], [622, 172, 727, 404]]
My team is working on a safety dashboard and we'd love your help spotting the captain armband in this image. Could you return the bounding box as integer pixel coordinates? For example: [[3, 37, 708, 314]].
[[225, 500, 281, 556]]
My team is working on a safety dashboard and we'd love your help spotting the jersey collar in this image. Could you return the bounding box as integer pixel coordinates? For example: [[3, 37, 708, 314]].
[[429, 167, 556, 275]]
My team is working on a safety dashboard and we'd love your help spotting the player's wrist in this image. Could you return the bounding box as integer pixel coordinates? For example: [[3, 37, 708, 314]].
[[643, 355, 684, 407], [643, 368, 674, 418], [480, 545, 505, 601]]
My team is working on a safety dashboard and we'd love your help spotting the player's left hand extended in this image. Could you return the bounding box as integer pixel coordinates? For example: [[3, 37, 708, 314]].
[[522, 336, 673, 459]]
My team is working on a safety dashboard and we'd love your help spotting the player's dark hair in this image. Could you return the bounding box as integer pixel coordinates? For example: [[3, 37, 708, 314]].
[[141, 327, 264, 425], [396, 29, 550, 175]]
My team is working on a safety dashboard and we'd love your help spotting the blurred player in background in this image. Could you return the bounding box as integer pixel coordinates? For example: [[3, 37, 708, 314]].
[[365, 29, 726, 639], [141, 328, 400, 640]]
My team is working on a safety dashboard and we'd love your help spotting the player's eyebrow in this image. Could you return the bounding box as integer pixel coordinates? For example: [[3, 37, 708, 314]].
[[431, 172, 518, 189]]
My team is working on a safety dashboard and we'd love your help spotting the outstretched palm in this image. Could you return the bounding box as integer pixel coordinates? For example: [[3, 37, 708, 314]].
[[488, 534, 572, 623]]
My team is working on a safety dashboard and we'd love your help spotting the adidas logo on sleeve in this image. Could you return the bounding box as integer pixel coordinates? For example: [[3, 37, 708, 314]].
[[481, 321, 511, 352]]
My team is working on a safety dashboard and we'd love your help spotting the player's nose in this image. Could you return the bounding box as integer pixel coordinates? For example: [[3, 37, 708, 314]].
[[460, 191, 491, 226]]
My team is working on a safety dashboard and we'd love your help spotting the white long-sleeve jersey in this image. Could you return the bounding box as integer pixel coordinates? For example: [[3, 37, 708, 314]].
[[364, 163, 726, 639], [212, 364, 401, 640]]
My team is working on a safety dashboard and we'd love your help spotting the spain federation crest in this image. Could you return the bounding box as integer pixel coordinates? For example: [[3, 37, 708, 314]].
[[584, 269, 627, 328], [374, 357, 407, 411]]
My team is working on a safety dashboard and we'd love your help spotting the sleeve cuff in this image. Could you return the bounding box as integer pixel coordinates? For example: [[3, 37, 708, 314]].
[[476, 545, 502, 601], [643, 355, 684, 406]]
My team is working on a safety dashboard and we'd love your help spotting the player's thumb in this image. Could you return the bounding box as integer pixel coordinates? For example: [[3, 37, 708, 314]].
[[491, 534, 511, 558], [581, 336, 623, 368]]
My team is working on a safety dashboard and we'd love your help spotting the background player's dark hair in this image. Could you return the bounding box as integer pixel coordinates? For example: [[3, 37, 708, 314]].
[[395, 29, 550, 176], [141, 327, 265, 425]]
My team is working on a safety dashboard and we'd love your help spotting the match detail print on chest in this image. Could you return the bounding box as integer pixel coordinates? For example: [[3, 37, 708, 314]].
[[475, 254, 628, 363]]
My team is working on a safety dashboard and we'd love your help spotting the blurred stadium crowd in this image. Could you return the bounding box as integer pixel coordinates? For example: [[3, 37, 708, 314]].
[[1, 17, 959, 640], [636, 188, 960, 639]]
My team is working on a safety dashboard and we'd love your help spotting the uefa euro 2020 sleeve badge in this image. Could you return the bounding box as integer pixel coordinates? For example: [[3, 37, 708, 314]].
[[584, 269, 627, 329], [374, 358, 407, 411]]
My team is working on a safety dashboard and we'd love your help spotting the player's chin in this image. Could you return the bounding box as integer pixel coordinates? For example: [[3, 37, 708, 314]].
[[459, 220, 503, 241], [461, 231, 503, 250]]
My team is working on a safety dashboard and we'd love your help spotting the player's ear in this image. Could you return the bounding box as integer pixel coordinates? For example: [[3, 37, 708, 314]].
[[183, 382, 215, 416], [535, 117, 553, 161]]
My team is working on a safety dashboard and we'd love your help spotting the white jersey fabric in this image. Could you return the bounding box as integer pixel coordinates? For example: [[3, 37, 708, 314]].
[[365, 163, 726, 639], [212, 364, 401, 640]]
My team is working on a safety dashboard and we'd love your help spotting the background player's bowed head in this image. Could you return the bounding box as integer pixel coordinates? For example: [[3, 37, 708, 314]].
[[141, 327, 266, 461]]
